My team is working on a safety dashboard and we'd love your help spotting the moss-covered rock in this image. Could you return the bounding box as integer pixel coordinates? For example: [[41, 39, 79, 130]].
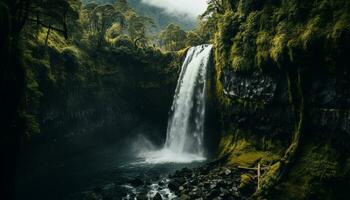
[[212, 0, 350, 199]]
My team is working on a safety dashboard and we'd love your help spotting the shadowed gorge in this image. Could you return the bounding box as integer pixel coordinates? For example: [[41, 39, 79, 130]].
[[0, 0, 349, 200]]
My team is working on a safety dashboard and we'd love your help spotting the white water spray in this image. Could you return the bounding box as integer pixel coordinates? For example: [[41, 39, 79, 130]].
[[140, 44, 213, 163]]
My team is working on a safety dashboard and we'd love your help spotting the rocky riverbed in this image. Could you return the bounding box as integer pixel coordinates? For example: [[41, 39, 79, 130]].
[[70, 160, 255, 200]]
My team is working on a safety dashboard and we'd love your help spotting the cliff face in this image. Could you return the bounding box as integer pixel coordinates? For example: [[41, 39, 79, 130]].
[[213, 0, 350, 199], [20, 28, 185, 158]]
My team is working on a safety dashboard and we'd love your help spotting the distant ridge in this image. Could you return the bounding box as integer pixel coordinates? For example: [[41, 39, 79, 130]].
[[81, 0, 196, 31]]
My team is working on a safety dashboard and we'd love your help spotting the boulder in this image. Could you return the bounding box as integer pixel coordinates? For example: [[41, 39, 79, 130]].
[[153, 193, 162, 200], [130, 178, 143, 187]]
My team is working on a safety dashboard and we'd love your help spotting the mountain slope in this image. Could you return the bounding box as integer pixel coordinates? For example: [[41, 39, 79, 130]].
[[81, 0, 196, 31]]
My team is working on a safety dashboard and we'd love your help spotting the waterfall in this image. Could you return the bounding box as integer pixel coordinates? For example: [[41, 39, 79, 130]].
[[165, 44, 213, 155], [140, 44, 213, 163]]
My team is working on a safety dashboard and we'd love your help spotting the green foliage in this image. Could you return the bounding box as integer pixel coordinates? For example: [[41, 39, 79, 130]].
[[82, 0, 196, 31], [210, 0, 350, 198], [185, 31, 202, 47], [214, 0, 350, 73], [127, 13, 154, 45], [271, 143, 344, 200], [20, 4, 185, 136], [28, 0, 81, 38], [79, 0, 157, 48], [158, 24, 187, 51]]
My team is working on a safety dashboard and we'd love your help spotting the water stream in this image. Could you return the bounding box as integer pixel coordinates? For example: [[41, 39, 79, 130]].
[[141, 44, 213, 163]]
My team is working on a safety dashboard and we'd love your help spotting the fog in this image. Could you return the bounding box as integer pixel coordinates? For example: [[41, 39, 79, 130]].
[[142, 0, 208, 18]]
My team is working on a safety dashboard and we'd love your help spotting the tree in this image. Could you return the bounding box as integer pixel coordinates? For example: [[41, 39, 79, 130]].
[[27, 0, 80, 40], [93, 4, 120, 47], [0, 0, 79, 199], [105, 23, 122, 44], [195, 15, 218, 43], [186, 31, 203, 47], [127, 13, 154, 47], [202, 0, 224, 16], [158, 24, 187, 51], [114, 0, 129, 13], [80, 3, 124, 47]]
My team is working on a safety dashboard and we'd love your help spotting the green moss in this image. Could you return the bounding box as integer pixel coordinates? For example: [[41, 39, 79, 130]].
[[272, 143, 341, 200], [256, 31, 272, 68], [219, 130, 282, 168], [213, 0, 350, 198], [270, 33, 288, 64], [37, 28, 68, 52], [228, 140, 281, 167], [240, 173, 255, 194]]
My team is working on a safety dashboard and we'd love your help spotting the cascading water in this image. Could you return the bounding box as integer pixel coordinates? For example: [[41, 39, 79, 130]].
[[165, 44, 212, 155], [140, 44, 213, 163]]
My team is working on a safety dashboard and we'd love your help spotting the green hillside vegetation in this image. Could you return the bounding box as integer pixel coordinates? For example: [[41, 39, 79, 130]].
[[81, 0, 196, 31], [208, 0, 350, 199]]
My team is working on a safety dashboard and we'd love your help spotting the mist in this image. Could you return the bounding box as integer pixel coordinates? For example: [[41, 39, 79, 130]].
[[141, 0, 208, 18]]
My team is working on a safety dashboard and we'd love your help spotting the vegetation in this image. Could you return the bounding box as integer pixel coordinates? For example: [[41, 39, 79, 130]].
[[0, 1, 191, 197], [82, 0, 196, 31], [211, 0, 350, 199], [1, 0, 350, 199]]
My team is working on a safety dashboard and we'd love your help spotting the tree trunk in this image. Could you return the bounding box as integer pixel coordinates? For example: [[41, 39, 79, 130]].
[[45, 25, 51, 47]]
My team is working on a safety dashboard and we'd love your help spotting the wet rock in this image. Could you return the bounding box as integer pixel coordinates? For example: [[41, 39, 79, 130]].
[[179, 194, 190, 200], [225, 169, 232, 176], [145, 180, 152, 185], [137, 192, 148, 200], [153, 193, 162, 200], [188, 190, 201, 199], [130, 178, 143, 187], [174, 177, 186, 185], [180, 168, 192, 176], [199, 166, 210, 175], [120, 190, 128, 197], [189, 179, 198, 185], [83, 192, 103, 200], [220, 187, 229, 195], [217, 180, 226, 188], [221, 70, 276, 104], [183, 182, 193, 190], [93, 187, 103, 194], [168, 180, 180, 192], [158, 180, 165, 186], [122, 161, 244, 200], [206, 189, 221, 199]]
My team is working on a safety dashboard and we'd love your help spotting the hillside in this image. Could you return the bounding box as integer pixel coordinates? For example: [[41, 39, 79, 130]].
[[81, 0, 196, 31]]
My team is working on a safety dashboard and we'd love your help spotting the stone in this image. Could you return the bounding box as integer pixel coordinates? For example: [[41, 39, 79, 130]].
[[93, 187, 103, 194], [153, 193, 162, 200], [168, 180, 180, 192], [206, 189, 221, 199], [130, 178, 143, 187], [158, 181, 165, 186], [179, 194, 191, 200], [174, 177, 186, 185]]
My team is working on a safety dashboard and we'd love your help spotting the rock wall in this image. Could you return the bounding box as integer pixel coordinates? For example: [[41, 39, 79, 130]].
[[20, 30, 184, 159], [213, 0, 350, 199]]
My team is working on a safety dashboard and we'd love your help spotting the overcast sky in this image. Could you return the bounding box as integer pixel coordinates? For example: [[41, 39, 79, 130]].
[[141, 0, 208, 18]]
